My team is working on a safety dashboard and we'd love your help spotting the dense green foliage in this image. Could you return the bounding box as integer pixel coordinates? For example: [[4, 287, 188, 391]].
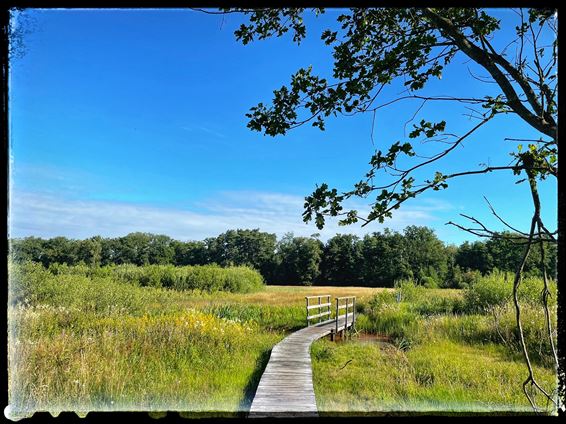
[[10, 262, 264, 308], [357, 273, 557, 366], [273, 233, 323, 285], [9, 225, 556, 288]]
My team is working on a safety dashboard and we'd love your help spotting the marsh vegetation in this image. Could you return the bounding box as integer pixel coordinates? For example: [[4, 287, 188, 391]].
[[7, 261, 557, 417]]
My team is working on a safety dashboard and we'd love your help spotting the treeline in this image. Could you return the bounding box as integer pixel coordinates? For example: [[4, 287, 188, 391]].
[[9, 226, 556, 288]]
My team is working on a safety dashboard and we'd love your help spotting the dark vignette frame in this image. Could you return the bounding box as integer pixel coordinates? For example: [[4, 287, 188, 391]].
[[0, 1, 563, 421]]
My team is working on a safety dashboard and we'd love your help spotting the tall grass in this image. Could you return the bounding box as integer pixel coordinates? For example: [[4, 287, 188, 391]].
[[7, 261, 282, 418], [358, 273, 557, 359], [9, 305, 281, 416], [200, 304, 306, 332], [314, 272, 558, 414], [7, 261, 382, 418], [462, 270, 556, 313], [311, 338, 556, 414]]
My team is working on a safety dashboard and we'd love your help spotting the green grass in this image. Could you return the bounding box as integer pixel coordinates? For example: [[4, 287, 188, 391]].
[[9, 305, 281, 415], [311, 274, 558, 415], [8, 262, 384, 418], [8, 263, 558, 417], [311, 338, 556, 414]]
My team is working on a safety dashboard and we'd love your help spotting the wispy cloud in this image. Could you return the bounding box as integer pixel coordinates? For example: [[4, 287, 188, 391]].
[[180, 123, 226, 139], [9, 190, 453, 241]]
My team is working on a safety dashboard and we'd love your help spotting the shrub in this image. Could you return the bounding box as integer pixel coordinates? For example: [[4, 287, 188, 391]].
[[111, 264, 145, 286], [421, 276, 438, 289], [47, 262, 114, 279], [8, 260, 51, 305], [463, 271, 556, 314], [9, 262, 265, 318], [463, 272, 510, 313], [107, 264, 264, 293], [170, 265, 263, 293], [460, 270, 482, 288], [360, 293, 422, 347], [394, 279, 426, 303], [367, 290, 397, 313]]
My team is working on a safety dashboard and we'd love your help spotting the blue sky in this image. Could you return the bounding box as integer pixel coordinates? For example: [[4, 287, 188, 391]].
[[8, 8, 557, 245]]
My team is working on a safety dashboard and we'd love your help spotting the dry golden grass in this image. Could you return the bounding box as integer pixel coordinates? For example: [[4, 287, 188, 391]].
[[151, 285, 389, 311], [229, 286, 387, 306]]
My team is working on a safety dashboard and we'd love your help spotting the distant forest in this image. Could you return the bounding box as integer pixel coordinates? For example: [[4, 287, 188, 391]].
[[9, 226, 556, 288]]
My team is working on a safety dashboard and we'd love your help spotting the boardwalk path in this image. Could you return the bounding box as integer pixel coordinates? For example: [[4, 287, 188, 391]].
[[249, 314, 354, 417]]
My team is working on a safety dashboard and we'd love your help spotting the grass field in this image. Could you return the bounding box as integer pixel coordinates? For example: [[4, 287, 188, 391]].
[[312, 338, 556, 414], [7, 263, 558, 418], [312, 277, 558, 415]]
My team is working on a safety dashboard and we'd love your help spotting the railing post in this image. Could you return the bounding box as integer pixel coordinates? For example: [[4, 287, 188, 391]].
[[344, 297, 348, 336], [353, 297, 356, 330], [318, 296, 321, 324], [327, 295, 331, 325], [305, 297, 309, 327], [335, 297, 339, 336]]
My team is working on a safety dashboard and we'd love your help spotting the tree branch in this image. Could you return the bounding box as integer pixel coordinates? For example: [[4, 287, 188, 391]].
[[422, 8, 556, 139]]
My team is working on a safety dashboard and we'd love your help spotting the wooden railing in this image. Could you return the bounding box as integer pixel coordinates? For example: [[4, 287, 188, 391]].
[[305, 295, 356, 339], [334, 296, 356, 338], [305, 295, 332, 326]]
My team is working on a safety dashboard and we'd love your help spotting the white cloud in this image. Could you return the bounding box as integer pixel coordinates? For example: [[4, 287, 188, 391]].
[[8, 190, 453, 241]]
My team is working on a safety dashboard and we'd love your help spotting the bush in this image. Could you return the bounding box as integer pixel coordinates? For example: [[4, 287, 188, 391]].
[[394, 279, 426, 303], [367, 290, 397, 313], [463, 271, 556, 313], [78, 263, 265, 293], [111, 264, 145, 286], [170, 265, 264, 293], [360, 290, 422, 347], [421, 276, 438, 289], [9, 262, 265, 316], [463, 272, 511, 313], [460, 270, 482, 288], [8, 260, 51, 305]]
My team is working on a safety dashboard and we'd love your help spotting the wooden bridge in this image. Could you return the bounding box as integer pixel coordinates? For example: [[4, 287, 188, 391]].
[[248, 295, 356, 417]]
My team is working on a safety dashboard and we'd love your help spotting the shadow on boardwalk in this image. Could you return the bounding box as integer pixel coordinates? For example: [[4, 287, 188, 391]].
[[239, 347, 273, 413]]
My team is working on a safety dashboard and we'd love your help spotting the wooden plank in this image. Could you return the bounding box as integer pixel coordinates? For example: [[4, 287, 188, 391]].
[[312, 318, 335, 327], [306, 310, 331, 320], [305, 295, 331, 299], [306, 302, 331, 310]]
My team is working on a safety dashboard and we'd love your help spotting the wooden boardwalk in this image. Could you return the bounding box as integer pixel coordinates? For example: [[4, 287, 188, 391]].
[[248, 313, 354, 418]]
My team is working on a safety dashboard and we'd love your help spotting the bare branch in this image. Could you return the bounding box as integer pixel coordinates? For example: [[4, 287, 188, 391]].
[[483, 196, 529, 236]]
